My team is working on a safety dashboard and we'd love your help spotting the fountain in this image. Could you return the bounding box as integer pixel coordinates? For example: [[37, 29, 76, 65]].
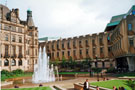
[[32, 47, 55, 83]]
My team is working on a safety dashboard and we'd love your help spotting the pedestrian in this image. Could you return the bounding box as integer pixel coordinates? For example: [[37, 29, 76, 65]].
[[113, 86, 118, 90], [14, 85, 19, 88], [39, 83, 43, 87], [121, 87, 125, 90], [83, 79, 89, 90], [96, 86, 99, 90]]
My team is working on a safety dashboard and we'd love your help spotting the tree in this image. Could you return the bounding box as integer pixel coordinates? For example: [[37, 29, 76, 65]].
[[61, 56, 66, 68]]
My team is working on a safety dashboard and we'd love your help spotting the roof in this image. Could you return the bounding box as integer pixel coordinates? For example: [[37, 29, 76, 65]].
[[38, 37, 48, 41], [105, 5, 135, 31], [38, 37, 60, 41]]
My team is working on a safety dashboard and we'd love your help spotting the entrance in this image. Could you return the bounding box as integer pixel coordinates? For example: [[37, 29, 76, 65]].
[[116, 57, 128, 72]]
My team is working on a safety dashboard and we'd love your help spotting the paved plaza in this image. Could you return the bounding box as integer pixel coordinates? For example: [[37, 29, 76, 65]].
[[2, 77, 115, 90]]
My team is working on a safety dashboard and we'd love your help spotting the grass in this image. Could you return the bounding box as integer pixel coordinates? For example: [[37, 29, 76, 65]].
[[2, 87, 52, 90], [116, 72, 135, 77], [91, 80, 131, 90], [1, 72, 33, 81], [59, 72, 89, 74]]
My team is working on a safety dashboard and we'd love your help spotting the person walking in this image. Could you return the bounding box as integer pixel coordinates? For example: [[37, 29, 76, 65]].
[[96, 86, 99, 90], [83, 79, 89, 90]]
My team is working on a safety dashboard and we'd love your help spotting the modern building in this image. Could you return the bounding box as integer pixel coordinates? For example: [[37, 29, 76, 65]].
[[40, 5, 135, 71], [0, 4, 38, 71]]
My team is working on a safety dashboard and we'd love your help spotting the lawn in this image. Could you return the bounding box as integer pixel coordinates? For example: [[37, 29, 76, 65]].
[[59, 72, 89, 74], [1, 72, 33, 81], [90, 80, 131, 90], [2, 87, 52, 90]]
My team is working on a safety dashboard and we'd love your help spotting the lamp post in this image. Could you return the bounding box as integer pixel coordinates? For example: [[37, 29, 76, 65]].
[[95, 55, 99, 81]]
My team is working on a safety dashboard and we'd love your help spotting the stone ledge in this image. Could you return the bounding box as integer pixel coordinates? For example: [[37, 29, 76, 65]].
[[53, 85, 66, 90], [74, 83, 112, 90]]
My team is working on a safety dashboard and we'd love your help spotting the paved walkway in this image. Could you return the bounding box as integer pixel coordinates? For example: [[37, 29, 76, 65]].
[[2, 77, 115, 90]]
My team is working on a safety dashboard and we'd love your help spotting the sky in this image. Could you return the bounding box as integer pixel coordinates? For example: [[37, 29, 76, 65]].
[[0, 0, 134, 38]]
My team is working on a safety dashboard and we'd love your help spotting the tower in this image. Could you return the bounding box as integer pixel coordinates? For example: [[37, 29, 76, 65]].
[[27, 9, 35, 27]]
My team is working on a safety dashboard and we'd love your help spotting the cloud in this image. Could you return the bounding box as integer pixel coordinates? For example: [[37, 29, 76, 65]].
[[1, 0, 134, 38]]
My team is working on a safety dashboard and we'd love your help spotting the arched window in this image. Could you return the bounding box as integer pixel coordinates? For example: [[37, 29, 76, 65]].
[[4, 59, 9, 66], [18, 59, 22, 66], [12, 59, 16, 66]]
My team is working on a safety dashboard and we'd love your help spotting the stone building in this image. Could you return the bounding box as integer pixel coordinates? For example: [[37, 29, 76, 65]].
[[40, 5, 135, 71], [0, 4, 38, 71]]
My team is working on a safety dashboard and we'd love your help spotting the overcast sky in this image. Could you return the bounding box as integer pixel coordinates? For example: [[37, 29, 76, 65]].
[[0, 0, 134, 38]]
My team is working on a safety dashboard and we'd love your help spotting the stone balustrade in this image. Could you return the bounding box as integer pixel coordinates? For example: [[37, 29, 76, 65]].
[[74, 83, 112, 90]]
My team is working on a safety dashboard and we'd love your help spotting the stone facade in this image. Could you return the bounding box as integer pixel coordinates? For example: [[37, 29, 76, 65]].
[[0, 4, 38, 71], [40, 5, 135, 71]]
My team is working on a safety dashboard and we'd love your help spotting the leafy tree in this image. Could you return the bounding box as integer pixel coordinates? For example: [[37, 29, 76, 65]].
[[54, 58, 59, 66], [61, 56, 66, 68]]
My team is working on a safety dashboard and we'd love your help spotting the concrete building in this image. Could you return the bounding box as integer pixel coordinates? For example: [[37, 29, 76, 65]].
[[0, 4, 38, 71], [40, 5, 135, 71]]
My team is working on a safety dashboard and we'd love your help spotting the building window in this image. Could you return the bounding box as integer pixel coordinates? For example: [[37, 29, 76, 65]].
[[92, 39, 95, 45], [73, 41, 76, 47], [62, 43, 64, 49], [99, 38, 103, 45], [29, 32, 32, 36], [12, 59, 16, 66], [52, 45, 54, 50], [57, 43, 59, 49], [11, 17, 16, 23], [18, 27, 22, 33], [108, 47, 111, 52], [11, 26, 16, 32], [67, 41, 70, 48], [12, 45, 16, 56], [4, 24, 10, 30], [85, 40, 88, 46], [5, 45, 8, 56], [68, 51, 70, 56], [52, 52, 54, 58], [93, 48, 95, 55], [79, 50, 82, 55], [79, 41, 82, 45], [62, 51, 64, 56], [5, 34, 8, 41], [19, 46, 22, 55], [73, 50, 76, 56], [0, 60, 2, 66], [12, 35, 16, 42], [86, 49, 89, 55], [18, 59, 22, 66], [4, 59, 9, 66], [19, 37, 22, 43], [129, 39, 134, 46], [100, 47, 103, 53], [35, 39, 38, 45], [35, 49, 37, 56], [57, 52, 59, 57], [102, 62, 105, 68], [128, 24, 132, 31]]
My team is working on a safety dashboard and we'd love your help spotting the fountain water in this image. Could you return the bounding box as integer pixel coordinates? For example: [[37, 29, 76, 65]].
[[32, 47, 55, 83]]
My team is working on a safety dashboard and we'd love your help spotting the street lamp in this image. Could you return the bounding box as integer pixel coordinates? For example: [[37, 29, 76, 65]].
[[95, 55, 99, 81]]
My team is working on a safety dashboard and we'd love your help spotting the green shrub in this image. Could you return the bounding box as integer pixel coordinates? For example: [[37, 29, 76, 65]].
[[12, 69, 24, 74], [1, 70, 10, 75], [106, 67, 116, 73]]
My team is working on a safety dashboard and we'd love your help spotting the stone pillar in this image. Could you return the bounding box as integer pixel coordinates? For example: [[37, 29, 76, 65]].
[[127, 57, 135, 71]]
